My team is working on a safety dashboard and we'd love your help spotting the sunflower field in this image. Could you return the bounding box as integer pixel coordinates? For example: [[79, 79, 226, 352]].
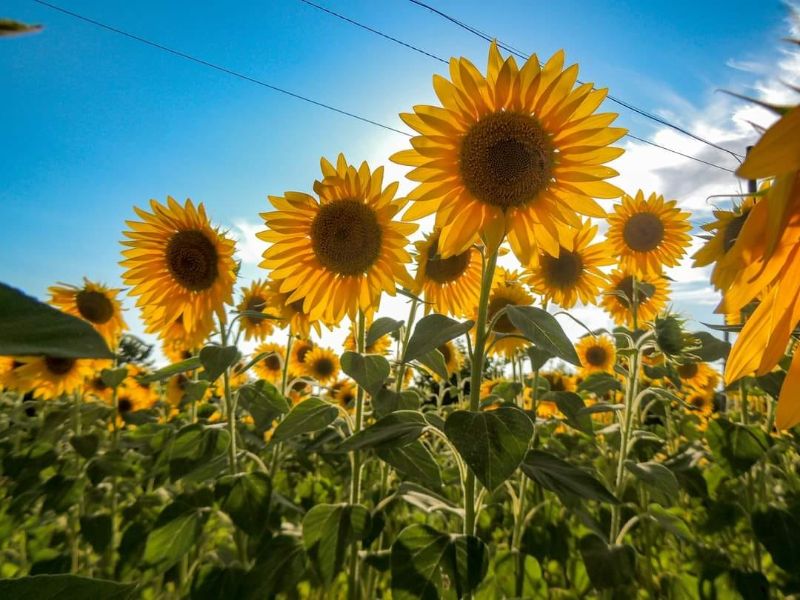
[[2, 37, 800, 600]]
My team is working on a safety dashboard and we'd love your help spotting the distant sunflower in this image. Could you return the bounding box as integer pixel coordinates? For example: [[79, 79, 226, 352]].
[[482, 268, 534, 356], [331, 379, 357, 412], [160, 316, 203, 364], [237, 280, 275, 342], [392, 41, 625, 263], [542, 371, 577, 393], [15, 357, 94, 400], [607, 191, 692, 275], [343, 319, 392, 355], [524, 220, 613, 308], [263, 279, 324, 338], [253, 342, 286, 384], [84, 371, 113, 403], [49, 278, 127, 348], [0, 357, 24, 392], [412, 229, 481, 318], [438, 341, 463, 376], [676, 361, 719, 391], [121, 197, 237, 347], [165, 373, 209, 408], [303, 347, 340, 385], [685, 386, 714, 417], [576, 335, 616, 375], [601, 270, 669, 327], [289, 339, 315, 378], [259, 154, 418, 324]]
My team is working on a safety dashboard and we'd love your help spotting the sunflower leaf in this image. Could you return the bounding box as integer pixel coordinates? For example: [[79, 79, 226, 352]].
[[199, 345, 240, 383], [340, 352, 390, 396], [271, 397, 338, 442], [337, 410, 427, 452], [403, 314, 474, 362], [505, 306, 580, 365], [138, 357, 202, 383], [414, 349, 449, 381], [367, 317, 404, 347]]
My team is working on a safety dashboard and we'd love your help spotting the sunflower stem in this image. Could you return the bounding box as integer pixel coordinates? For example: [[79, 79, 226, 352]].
[[395, 297, 419, 393], [348, 310, 367, 600], [465, 247, 499, 543]]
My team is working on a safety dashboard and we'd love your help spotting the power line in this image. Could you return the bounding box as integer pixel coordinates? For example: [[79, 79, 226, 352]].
[[406, 0, 745, 162], [297, 0, 735, 173], [30, 0, 411, 137]]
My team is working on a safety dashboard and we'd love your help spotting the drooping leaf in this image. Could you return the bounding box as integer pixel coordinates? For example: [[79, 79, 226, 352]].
[[100, 367, 128, 388], [521, 450, 618, 504], [238, 380, 290, 433], [199, 345, 239, 383], [216, 472, 272, 533], [302, 504, 371, 584], [551, 391, 593, 434], [578, 372, 622, 395], [505, 306, 580, 365], [168, 424, 230, 482], [338, 410, 427, 452], [705, 418, 769, 475], [373, 388, 420, 419], [143, 510, 205, 571], [415, 349, 449, 381], [403, 314, 473, 362], [244, 534, 307, 599], [271, 397, 338, 442], [579, 534, 636, 590], [692, 331, 731, 362], [624, 461, 680, 505], [367, 317, 404, 347], [527, 346, 553, 371], [340, 352, 390, 396], [0, 283, 113, 359], [0, 575, 136, 600], [376, 441, 442, 490], [444, 407, 533, 491]]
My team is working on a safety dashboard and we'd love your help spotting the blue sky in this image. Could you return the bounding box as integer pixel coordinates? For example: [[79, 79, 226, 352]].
[[1, 0, 796, 355]]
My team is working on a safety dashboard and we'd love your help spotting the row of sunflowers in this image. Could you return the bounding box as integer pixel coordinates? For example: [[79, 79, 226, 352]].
[[1, 39, 799, 599]]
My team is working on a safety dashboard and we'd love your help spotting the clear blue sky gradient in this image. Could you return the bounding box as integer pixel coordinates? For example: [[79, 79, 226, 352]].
[[0, 0, 789, 341]]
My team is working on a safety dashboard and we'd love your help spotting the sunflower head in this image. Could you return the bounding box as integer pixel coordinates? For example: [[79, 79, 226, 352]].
[[289, 339, 315, 378], [607, 191, 692, 275], [259, 154, 418, 325], [303, 347, 340, 385], [392, 41, 625, 263], [676, 361, 719, 391], [237, 280, 276, 342], [601, 270, 670, 327], [49, 278, 127, 348], [253, 342, 286, 384], [15, 356, 95, 400], [482, 268, 534, 356], [331, 379, 357, 412], [575, 334, 616, 376], [121, 197, 237, 345], [412, 229, 482, 318]]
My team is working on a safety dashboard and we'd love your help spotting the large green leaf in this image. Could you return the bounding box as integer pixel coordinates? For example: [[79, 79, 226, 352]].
[[367, 317, 404, 347], [143, 510, 205, 571], [338, 410, 427, 452], [415, 349, 449, 381], [302, 503, 371, 584], [521, 450, 618, 504], [0, 575, 136, 600], [271, 397, 338, 442], [216, 472, 272, 533], [551, 391, 593, 434], [340, 352, 390, 396], [403, 314, 473, 362], [138, 357, 202, 383], [0, 283, 113, 359], [444, 407, 533, 490], [373, 388, 420, 419], [578, 372, 622, 395], [624, 461, 679, 505], [505, 306, 580, 365], [238, 380, 290, 433], [199, 345, 239, 383], [692, 331, 730, 362], [751, 508, 800, 573], [376, 441, 442, 490], [579, 534, 636, 590], [705, 419, 769, 475], [244, 534, 307, 599], [390, 524, 488, 600], [168, 424, 230, 481]]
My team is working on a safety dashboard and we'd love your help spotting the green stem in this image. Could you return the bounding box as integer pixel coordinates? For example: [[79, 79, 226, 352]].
[[395, 298, 419, 393], [348, 310, 367, 600]]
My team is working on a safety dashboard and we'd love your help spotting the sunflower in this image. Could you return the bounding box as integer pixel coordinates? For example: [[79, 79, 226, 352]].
[[438, 341, 463, 376], [123, 365, 160, 408], [542, 371, 577, 393], [160, 316, 203, 364], [263, 279, 325, 338], [121, 197, 237, 347], [236, 280, 275, 342], [676, 361, 719, 391], [685, 386, 714, 417], [252, 342, 286, 384], [411, 229, 482, 318], [289, 339, 315, 379], [259, 154, 418, 324], [84, 371, 113, 403], [607, 190, 692, 275], [482, 268, 534, 356], [576, 335, 616, 376], [0, 357, 25, 392], [392, 41, 625, 264], [303, 347, 340, 385], [524, 220, 613, 308], [330, 379, 357, 412], [165, 374, 206, 409], [49, 278, 127, 348], [343, 319, 392, 355], [601, 269, 670, 327], [15, 357, 95, 400]]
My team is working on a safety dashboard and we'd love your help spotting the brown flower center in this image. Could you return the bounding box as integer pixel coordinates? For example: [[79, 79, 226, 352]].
[[425, 241, 471, 284], [623, 212, 665, 252], [264, 353, 282, 371], [310, 199, 382, 276], [296, 343, 313, 364], [312, 357, 336, 379], [487, 295, 517, 333], [541, 250, 584, 289], [45, 357, 75, 376], [76, 290, 115, 324], [166, 230, 219, 292], [585, 345, 608, 367], [460, 112, 554, 209], [118, 397, 133, 413], [678, 363, 699, 379]]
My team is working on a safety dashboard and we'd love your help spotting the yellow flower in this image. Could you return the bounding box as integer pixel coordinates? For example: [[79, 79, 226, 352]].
[[482, 268, 534, 356], [575, 335, 616, 376], [524, 220, 613, 308], [541, 371, 577, 393], [411, 229, 482, 318], [252, 342, 286, 384], [607, 190, 692, 275], [263, 279, 325, 338], [213, 362, 250, 397], [685, 386, 714, 417], [49, 278, 127, 348], [165, 373, 209, 408], [236, 280, 275, 342], [120, 197, 237, 348], [392, 41, 625, 263], [259, 154, 418, 324], [601, 269, 670, 327], [343, 319, 392, 355], [438, 340, 463, 377], [303, 347, 340, 386], [330, 379, 357, 412], [289, 339, 315, 379], [676, 361, 719, 391], [15, 357, 95, 400], [0, 357, 25, 392]]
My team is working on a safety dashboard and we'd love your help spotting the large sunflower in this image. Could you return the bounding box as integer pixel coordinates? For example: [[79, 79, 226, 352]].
[[392, 41, 625, 263], [601, 269, 670, 327], [121, 197, 237, 347], [524, 220, 613, 308], [482, 268, 534, 356], [607, 190, 692, 275], [15, 356, 95, 400], [259, 154, 418, 324], [303, 347, 340, 385], [236, 280, 275, 342], [576, 334, 616, 375], [412, 229, 482, 318], [49, 278, 127, 348], [252, 342, 286, 384]]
